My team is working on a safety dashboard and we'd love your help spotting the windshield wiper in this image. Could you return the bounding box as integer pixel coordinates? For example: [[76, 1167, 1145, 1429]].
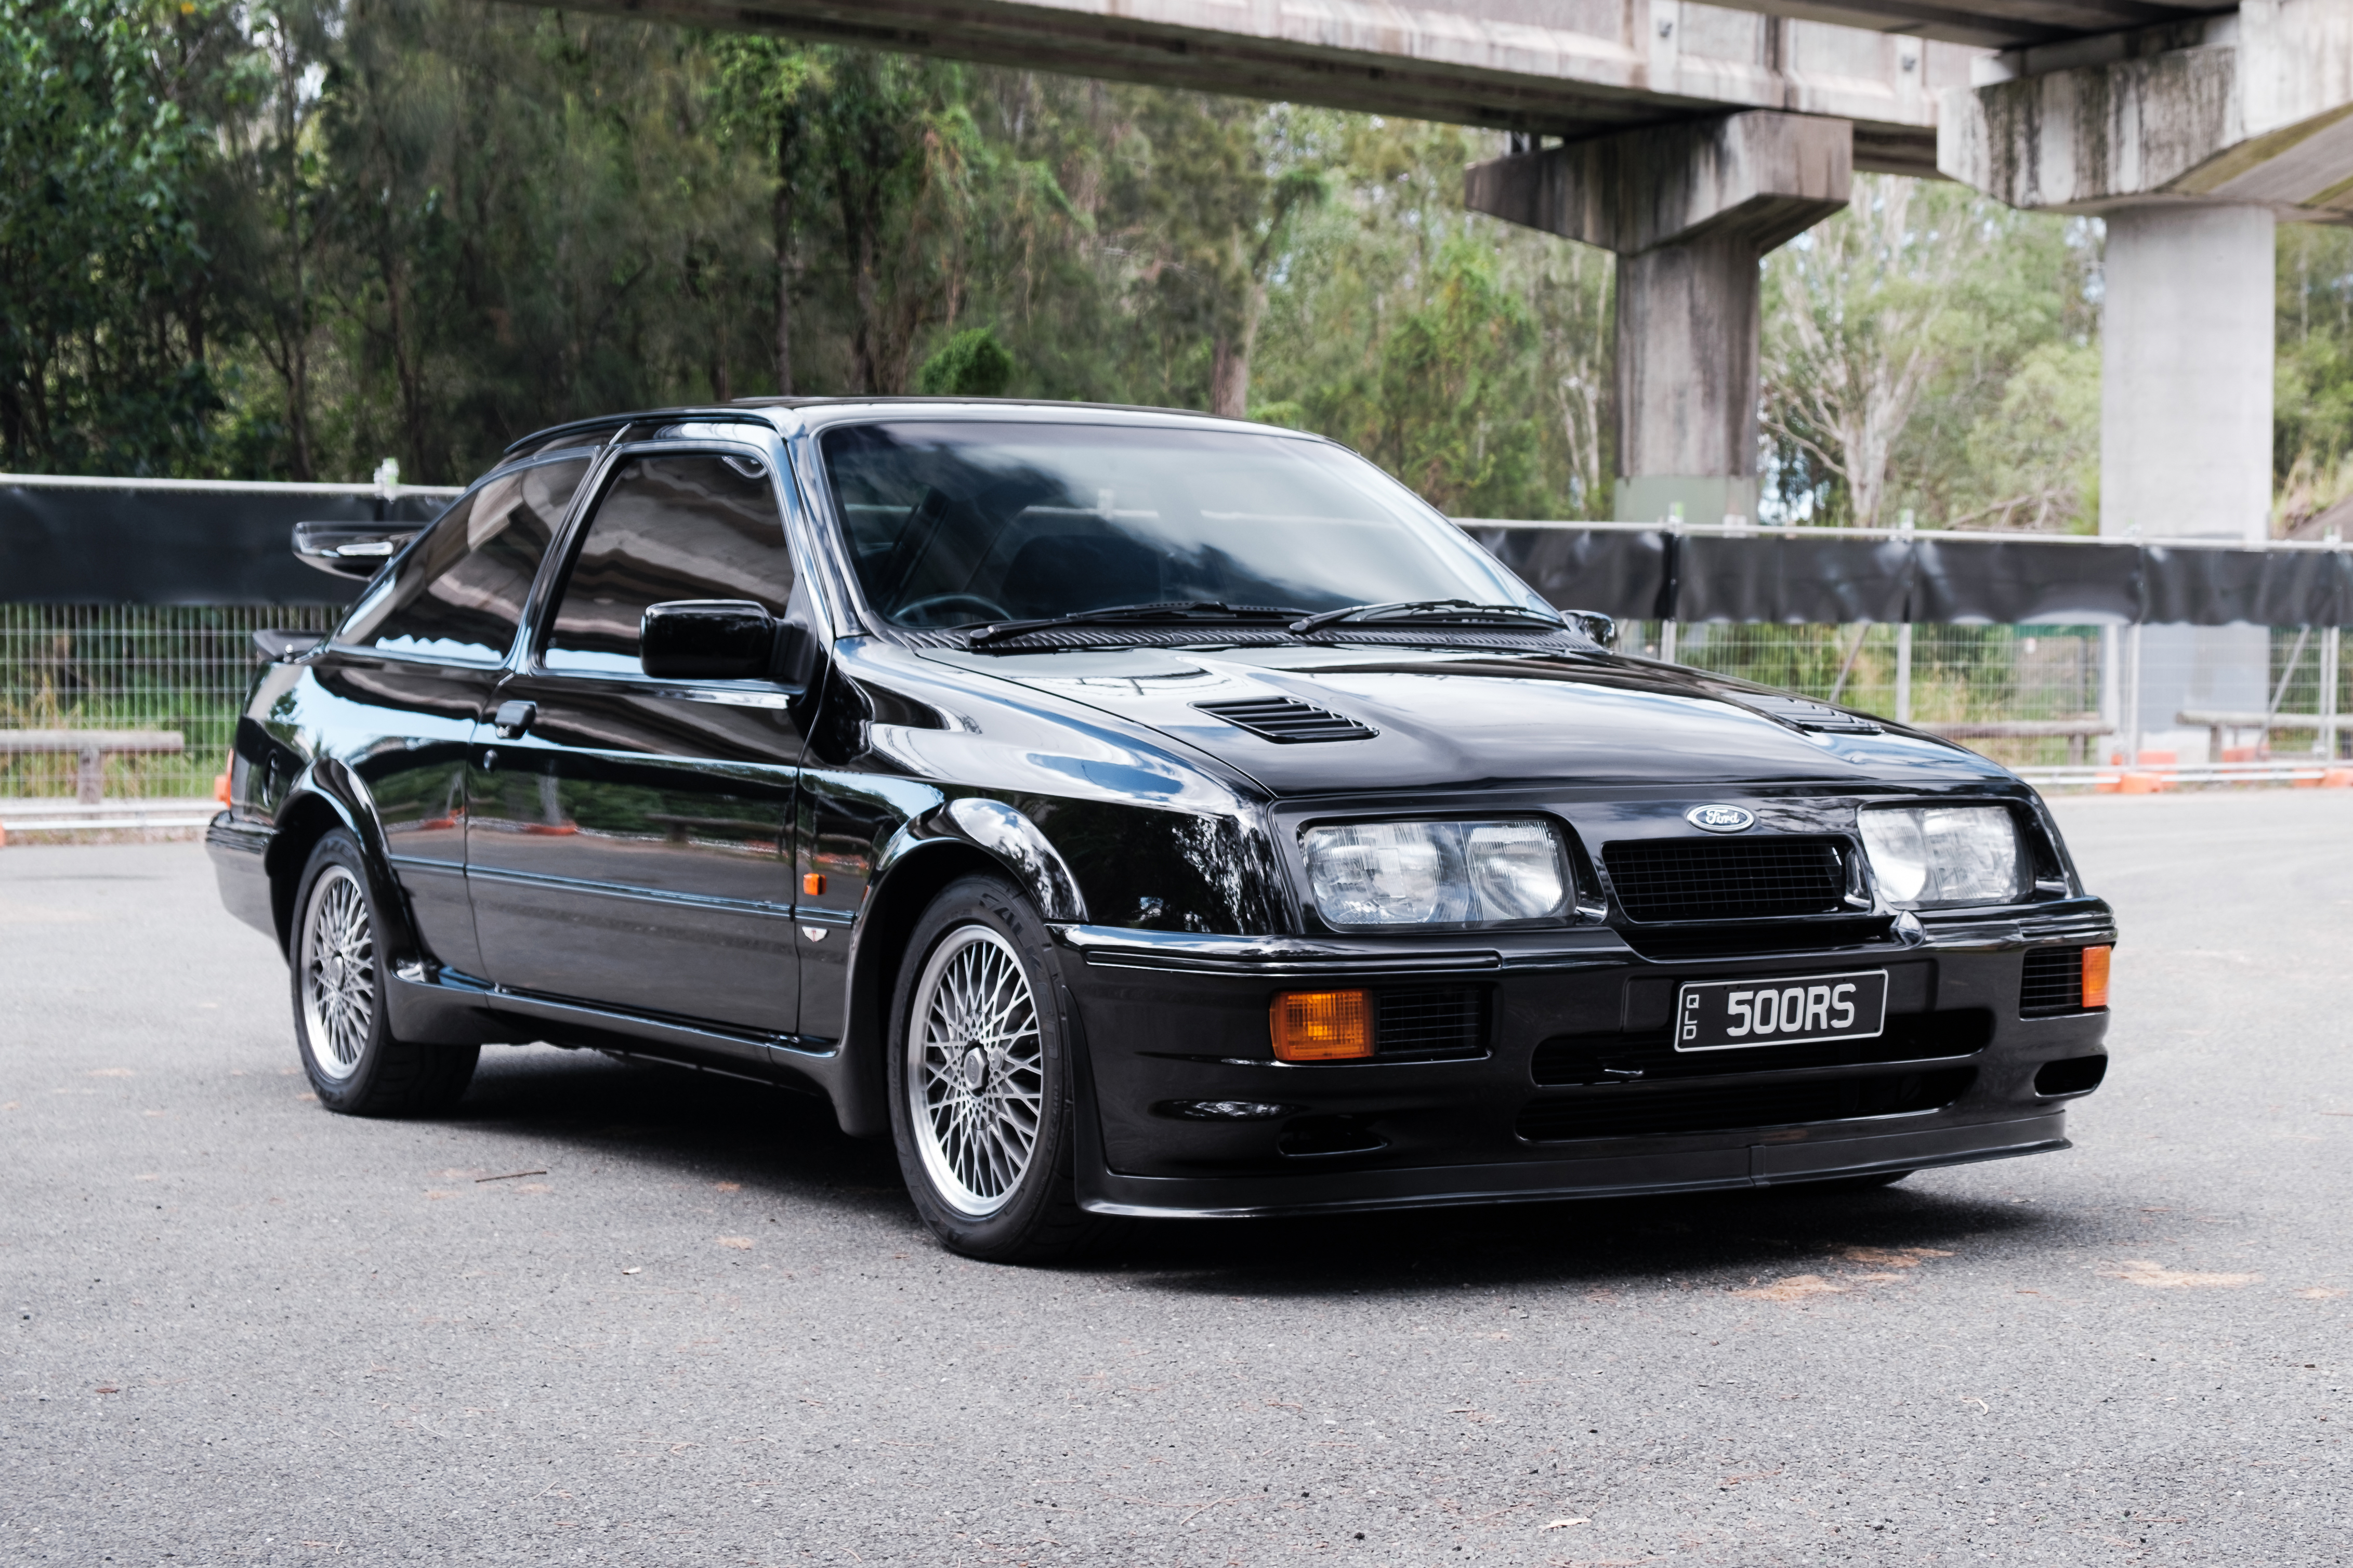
[[1286, 599, 1567, 635], [965, 601, 1313, 647]]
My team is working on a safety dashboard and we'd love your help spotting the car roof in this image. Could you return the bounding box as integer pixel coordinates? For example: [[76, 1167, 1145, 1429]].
[[501, 397, 1315, 458]]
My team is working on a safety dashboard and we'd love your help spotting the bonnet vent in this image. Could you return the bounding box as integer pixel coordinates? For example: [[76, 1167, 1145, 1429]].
[[1193, 697, 1377, 743], [1731, 693, 1882, 735]]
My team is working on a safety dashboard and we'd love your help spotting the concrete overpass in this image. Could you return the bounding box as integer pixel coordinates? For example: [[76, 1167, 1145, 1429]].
[[567, 0, 2353, 754]]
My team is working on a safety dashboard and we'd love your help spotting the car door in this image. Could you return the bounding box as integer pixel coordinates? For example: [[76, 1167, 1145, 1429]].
[[309, 454, 590, 978], [464, 443, 812, 1046]]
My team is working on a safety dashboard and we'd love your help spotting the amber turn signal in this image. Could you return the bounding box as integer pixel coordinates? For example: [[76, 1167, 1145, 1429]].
[[1269, 990, 1374, 1061], [2081, 944, 2111, 1009], [213, 772, 231, 807], [803, 872, 826, 897]]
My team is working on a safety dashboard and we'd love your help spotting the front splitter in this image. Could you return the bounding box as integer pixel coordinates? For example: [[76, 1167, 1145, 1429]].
[[1077, 1110, 2069, 1219]]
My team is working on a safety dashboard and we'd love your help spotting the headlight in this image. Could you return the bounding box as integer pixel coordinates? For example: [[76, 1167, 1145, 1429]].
[[1859, 806, 2027, 907], [1303, 819, 1571, 928]]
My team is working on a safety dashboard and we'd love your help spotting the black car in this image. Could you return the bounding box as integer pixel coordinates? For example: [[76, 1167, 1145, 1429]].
[[209, 400, 2115, 1261]]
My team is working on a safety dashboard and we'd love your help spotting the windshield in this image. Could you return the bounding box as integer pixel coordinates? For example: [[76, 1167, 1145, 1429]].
[[818, 420, 1544, 629]]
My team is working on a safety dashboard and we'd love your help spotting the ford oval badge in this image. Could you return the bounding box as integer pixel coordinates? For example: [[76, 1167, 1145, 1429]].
[[1686, 803, 1756, 834]]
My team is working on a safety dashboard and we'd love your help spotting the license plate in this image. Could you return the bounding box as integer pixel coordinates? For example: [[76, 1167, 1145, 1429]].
[[1674, 969, 1888, 1051]]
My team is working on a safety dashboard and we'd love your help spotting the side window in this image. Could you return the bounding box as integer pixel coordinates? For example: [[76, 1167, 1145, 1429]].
[[543, 452, 794, 675], [338, 458, 589, 663]]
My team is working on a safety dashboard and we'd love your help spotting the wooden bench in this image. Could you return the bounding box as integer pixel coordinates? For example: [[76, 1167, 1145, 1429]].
[[2177, 708, 2350, 761], [1920, 718, 2114, 765], [0, 729, 186, 805]]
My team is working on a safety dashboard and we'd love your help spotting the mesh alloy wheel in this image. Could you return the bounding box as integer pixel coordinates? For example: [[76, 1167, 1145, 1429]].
[[905, 924, 1047, 1218], [298, 864, 376, 1083]]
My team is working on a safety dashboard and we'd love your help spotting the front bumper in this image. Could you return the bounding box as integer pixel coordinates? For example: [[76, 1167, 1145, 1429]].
[[1053, 904, 2111, 1219]]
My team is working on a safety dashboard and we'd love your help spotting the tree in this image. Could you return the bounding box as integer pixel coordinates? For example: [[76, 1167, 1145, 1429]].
[[213, 1, 337, 478], [0, 0, 230, 473], [1367, 238, 1545, 517], [712, 36, 824, 396], [1762, 177, 1983, 529], [917, 326, 1014, 395], [1108, 94, 1324, 418], [1762, 174, 2095, 531]]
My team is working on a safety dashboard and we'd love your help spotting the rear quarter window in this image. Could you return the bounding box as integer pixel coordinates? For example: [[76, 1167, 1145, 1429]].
[[337, 457, 589, 663]]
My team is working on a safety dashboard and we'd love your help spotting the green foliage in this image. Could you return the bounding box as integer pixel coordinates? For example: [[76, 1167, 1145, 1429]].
[[1762, 175, 2099, 531], [917, 326, 1015, 396], [1250, 113, 1609, 517], [26, 0, 2316, 540], [1954, 340, 2100, 532], [1365, 240, 1544, 518], [2276, 225, 2353, 533], [0, 0, 232, 472]]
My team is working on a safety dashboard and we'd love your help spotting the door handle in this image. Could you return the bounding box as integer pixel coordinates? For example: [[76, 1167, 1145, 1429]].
[[492, 700, 537, 740]]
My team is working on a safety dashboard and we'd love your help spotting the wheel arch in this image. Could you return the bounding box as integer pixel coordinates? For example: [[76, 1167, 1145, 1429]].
[[264, 762, 417, 961], [836, 835, 1031, 1139]]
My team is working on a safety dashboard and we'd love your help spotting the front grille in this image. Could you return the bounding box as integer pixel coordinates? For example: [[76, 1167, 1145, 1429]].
[[1602, 837, 1849, 922], [1529, 1008, 1994, 1086], [1616, 916, 1892, 962], [2020, 946, 2089, 1014], [1193, 696, 1377, 743], [1515, 1068, 1975, 1142], [1376, 987, 1487, 1060]]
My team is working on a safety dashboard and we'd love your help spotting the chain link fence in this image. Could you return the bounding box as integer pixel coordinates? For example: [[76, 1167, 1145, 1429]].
[[1616, 620, 2351, 775], [0, 605, 341, 800], [4, 604, 2347, 799]]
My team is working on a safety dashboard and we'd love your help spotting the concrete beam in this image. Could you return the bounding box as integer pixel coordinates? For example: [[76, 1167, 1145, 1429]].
[[546, 0, 1975, 174], [1939, 1, 2353, 218], [1698, 0, 2220, 50], [1465, 110, 1852, 253]]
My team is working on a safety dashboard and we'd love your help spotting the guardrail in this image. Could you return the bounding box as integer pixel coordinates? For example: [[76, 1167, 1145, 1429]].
[[0, 797, 218, 844], [2012, 760, 2353, 789], [0, 729, 185, 804]]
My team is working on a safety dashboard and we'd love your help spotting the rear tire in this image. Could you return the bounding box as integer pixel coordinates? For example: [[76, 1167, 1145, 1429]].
[[290, 831, 478, 1116], [886, 873, 1104, 1263]]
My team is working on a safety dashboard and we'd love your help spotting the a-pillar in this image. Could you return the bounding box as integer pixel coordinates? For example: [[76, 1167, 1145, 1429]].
[[1466, 112, 1851, 523], [2104, 204, 2278, 761]]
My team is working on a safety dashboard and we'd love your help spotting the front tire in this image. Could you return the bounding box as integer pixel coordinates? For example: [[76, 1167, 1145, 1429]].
[[290, 831, 477, 1116], [887, 874, 1101, 1262]]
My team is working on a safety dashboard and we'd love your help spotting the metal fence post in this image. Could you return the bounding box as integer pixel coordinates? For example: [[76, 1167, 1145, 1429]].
[[1894, 623, 1912, 724], [2127, 622, 2146, 763], [2100, 624, 2121, 762], [2322, 626, 2343, 759], [1660, 619, 1677, 664]]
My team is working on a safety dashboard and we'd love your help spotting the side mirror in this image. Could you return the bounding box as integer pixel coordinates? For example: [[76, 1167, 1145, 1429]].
[[640, 600, 779, 680], [293, 520, 420, 580], [1563, 609, 1615, 647]]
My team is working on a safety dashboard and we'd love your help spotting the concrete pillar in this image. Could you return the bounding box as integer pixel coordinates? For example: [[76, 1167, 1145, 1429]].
[[2102, 205, 2276, 545], [1615, 234, 1763, 525], [2101, 205, 2279, 760], [1937, 8, 2353, 763], [1466, 111, 1851, 523]]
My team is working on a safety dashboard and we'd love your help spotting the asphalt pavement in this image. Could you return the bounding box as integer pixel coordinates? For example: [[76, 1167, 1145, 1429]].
[[2, 792, 2348, 1566]]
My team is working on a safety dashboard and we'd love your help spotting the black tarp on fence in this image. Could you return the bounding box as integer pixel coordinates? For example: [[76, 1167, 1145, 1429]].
[[0, 482, 453, 605], [6, 482, 2353, 623], [1468, 523, 2353, 627]]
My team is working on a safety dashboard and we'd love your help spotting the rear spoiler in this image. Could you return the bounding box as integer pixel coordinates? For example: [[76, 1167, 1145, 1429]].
[[293, 519, 422, 579]]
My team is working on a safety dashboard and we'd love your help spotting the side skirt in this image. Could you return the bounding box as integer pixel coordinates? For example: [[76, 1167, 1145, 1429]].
[[386, 963, 836, 1100]]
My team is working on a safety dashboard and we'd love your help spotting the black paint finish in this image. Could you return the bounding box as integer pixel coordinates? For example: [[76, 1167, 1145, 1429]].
[[206, 399, 2114, 1218]]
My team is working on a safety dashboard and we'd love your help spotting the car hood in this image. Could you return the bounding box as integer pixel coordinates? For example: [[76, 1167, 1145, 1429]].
[[930, 642, 2009, 796]]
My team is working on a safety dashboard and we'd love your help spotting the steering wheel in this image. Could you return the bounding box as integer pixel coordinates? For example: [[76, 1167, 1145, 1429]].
[[895, 592, 1013, 628]]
